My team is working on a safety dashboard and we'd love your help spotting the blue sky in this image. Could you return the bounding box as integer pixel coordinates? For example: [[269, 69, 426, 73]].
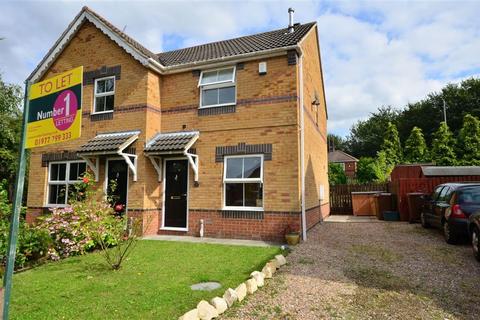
[[1, 0, 479, 136]]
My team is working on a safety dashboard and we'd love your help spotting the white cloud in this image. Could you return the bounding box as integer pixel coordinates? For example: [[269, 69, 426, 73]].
[[0, 0, 478, 137]]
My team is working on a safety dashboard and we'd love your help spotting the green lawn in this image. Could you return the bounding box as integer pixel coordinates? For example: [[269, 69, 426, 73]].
[[11, 240, 280, 319]]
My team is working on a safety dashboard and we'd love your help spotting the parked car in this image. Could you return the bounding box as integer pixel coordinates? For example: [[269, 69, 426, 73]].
[[420, 182, 480, 244], [468, 213, 480, 261]]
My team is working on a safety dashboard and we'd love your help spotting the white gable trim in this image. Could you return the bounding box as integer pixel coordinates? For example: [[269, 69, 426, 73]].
[[29, 11, 152, 83]]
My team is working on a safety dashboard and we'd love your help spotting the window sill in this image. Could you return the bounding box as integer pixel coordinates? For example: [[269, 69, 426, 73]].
[[91, 110, 114, 115], [160, 227, 188, 232], [45, 204, 68, 208], [199, 103, 236, 109], [222, 207, 264, 212]]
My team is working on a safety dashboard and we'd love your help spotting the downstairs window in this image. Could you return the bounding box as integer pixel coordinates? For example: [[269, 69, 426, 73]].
[[223, 155, 263, 211], [47, 161, 87, 206]]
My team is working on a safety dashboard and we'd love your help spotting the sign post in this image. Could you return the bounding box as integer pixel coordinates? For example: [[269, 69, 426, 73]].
[[1, 66, 82, 319]]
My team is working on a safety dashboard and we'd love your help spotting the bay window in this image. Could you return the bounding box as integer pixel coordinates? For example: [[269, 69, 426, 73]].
[[199, 67, 236, 108], [47, 161, 87, 206], [223, 155, 263, 210]]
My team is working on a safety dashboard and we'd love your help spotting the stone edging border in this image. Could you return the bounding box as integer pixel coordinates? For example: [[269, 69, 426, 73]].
[[178, 254, 288, 320]]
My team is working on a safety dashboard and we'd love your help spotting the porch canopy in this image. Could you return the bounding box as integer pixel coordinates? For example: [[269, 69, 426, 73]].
[[144, 131, 199, 182], [77, 130, 140, 181]]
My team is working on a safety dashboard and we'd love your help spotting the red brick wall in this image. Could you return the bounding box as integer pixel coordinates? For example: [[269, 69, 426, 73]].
[[306, 203, 330, 231], [156, 209, 301, 242]]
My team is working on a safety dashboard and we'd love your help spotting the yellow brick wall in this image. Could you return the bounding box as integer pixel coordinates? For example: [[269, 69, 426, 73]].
[[159, 56, 300, 212], [300, 27, 329, 210], [27, 20, 327, 218], [27, 22, 152, 209]]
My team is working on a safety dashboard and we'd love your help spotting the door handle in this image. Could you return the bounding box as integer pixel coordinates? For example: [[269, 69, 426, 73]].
[[170, 196, 181, 200]]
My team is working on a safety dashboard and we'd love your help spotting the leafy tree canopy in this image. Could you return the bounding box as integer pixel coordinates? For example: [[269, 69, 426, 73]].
[[431, 122, 457, 166], [328, 163, 347, 185], [457, 114, 480, 165], [381, 122, 402, 166], [0, 74, 23, 189], [404, 126, 428, 163], [356, 157, 377, 183], [339, 78, 480, 159]]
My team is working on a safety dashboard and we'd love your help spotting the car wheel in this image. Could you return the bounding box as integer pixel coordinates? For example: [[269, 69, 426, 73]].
[[443, 221, 457, 244], [472, 227, 480, 262], [421, 212, 430, 228]]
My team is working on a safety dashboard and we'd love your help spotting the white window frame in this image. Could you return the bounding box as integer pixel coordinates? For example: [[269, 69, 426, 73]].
[[223, 154, 264, 211], [93, 76, 115, 115], [198, 66, 236, 109], [46, 160, 87, 207]]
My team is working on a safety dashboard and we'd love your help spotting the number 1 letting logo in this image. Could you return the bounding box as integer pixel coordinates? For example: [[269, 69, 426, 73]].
[[26, 66, 83, 148]]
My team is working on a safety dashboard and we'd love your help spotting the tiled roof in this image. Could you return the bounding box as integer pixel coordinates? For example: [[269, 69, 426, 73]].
[[82, 7, 158, 60], [328, 150, 359, 163], [30, 7, 317, 82], [145, 131, 199, 153], [157, 22, 316, 67], [78, 130, 140, 154]]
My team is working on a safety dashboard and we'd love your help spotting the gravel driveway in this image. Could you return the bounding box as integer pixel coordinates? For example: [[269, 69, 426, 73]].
[[224, 219, 480, 319]]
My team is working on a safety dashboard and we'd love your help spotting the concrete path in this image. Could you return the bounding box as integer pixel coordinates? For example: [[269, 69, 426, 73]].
[[324, 214, 385, 223], [142, 234, 277, 247]]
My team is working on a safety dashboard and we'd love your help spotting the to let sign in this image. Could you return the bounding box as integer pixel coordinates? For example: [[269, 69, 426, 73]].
[[26, 66, 83, 148]]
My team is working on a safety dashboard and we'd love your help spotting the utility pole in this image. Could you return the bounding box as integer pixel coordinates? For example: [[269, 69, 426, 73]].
[[442, 98, 447, 125]]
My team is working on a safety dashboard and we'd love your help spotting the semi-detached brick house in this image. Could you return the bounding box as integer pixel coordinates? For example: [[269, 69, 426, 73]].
[[25, 7, 329, 241]]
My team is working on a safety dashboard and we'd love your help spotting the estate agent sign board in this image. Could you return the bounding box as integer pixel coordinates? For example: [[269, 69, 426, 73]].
[[2, 66, 83, 319], [26, 66, 83, 148]]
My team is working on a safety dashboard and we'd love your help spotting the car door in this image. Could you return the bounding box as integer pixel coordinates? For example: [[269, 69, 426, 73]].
[[433, 186, 452, 227], [424, 186, 444, 224]]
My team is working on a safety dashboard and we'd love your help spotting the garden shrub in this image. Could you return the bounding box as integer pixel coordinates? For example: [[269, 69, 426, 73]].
[[0, 180, 50, 271]]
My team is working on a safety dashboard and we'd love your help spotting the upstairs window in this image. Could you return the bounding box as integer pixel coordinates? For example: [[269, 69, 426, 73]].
[[223, 155, 263, 211], [47, 161, 87, 206], [199, 67, 236, 108], [94, 76, 115, 114]]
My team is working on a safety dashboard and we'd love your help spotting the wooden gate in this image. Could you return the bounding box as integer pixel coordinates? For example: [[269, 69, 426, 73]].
[[329, 183, 388, 215]]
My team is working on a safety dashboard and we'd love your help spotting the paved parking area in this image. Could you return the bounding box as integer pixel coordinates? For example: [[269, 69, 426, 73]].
[[224, 219, 480, 319]]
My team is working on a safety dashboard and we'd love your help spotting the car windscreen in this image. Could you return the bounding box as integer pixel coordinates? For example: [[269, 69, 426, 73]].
[[457, 187, 480, 205]]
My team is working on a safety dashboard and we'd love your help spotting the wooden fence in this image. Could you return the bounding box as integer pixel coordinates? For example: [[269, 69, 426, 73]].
[[329, 183, 389, 215]]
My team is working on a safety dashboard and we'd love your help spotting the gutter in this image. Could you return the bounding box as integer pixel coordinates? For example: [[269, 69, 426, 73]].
[[298, 48, 307, 242]]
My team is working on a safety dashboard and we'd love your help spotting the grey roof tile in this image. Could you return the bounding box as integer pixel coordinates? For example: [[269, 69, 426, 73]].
[[78, 130, 140, 154], [145, 131, 199, 153], [157, 22, 316, 67], [328, 150, 358, 163]]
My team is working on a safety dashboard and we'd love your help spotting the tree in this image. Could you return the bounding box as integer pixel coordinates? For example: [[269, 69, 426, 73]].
[[0, 74, 23, 193], [346, 78, 480, 158], [346, 106, 399, 158], [457, 114, 480, 165], [372, 150, 394, 182], [356, 157, 377, 183], [404, 126, 428, 163], [327, 133, 348, 152], [328, 163, 347, 185], [381, 122, 403, 166], [431, 122, 457, 165]]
